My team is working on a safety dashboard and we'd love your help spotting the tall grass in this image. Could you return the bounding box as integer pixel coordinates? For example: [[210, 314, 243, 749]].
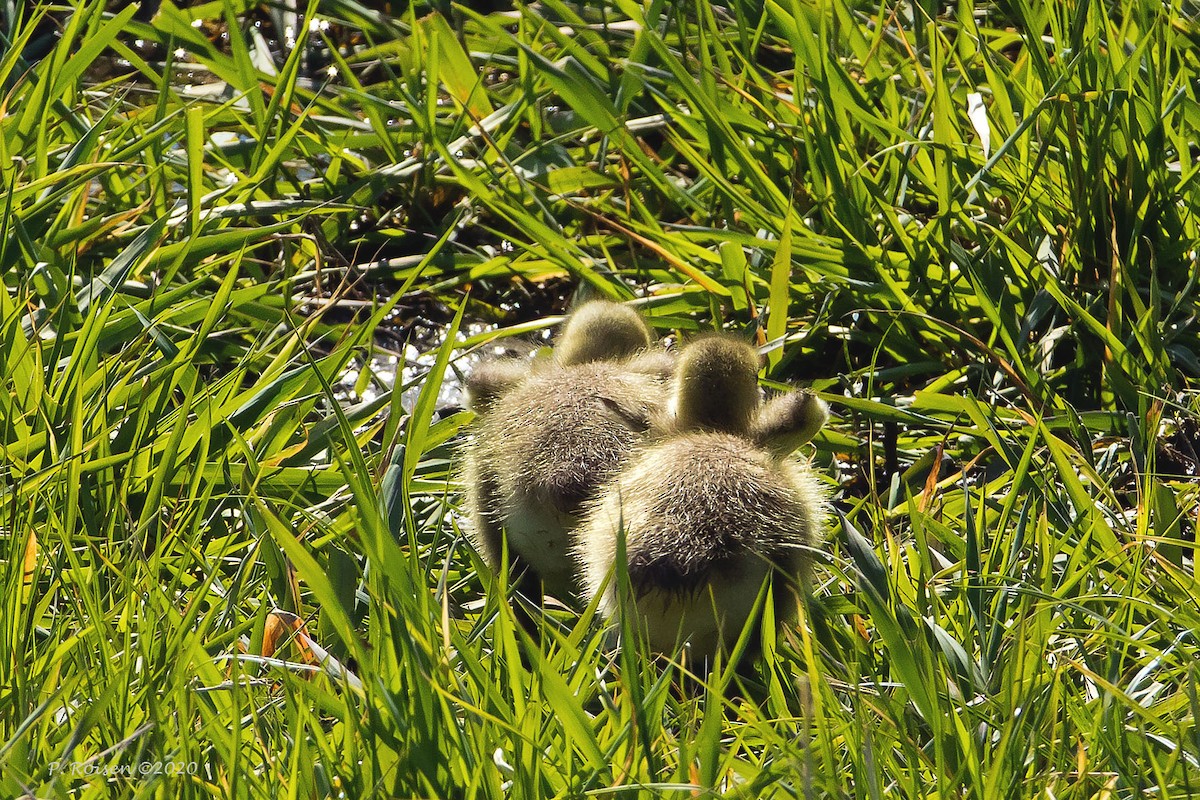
[[2, 0, 1199, 797]]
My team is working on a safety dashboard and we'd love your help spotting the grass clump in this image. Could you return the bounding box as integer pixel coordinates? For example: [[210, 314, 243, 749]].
[[2, 0, 1200, 797]]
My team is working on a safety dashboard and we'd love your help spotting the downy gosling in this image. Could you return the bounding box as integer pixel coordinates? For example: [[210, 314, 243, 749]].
[[462, 300, 673, 603], [574, 335, 827, 662]]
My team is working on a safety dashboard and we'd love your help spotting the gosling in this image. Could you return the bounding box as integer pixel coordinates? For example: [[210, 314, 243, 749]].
[[462, 300, 673, 603], [574, 335, 827, 662]]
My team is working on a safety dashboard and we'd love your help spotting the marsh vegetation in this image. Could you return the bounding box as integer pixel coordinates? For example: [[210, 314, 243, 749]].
[[4, 0, 1200, 797]]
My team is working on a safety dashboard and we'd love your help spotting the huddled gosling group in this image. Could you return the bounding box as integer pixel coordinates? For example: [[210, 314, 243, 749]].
[[462, 300, 827, 663]]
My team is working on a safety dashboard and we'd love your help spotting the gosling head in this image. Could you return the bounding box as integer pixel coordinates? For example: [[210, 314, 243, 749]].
[[671, 335, 762, 435], [750, 390, 829, 457], [553, 300, 654, 366]]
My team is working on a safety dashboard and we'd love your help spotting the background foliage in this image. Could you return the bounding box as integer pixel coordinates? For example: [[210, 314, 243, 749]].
[[3, 0, 1200, 796]]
